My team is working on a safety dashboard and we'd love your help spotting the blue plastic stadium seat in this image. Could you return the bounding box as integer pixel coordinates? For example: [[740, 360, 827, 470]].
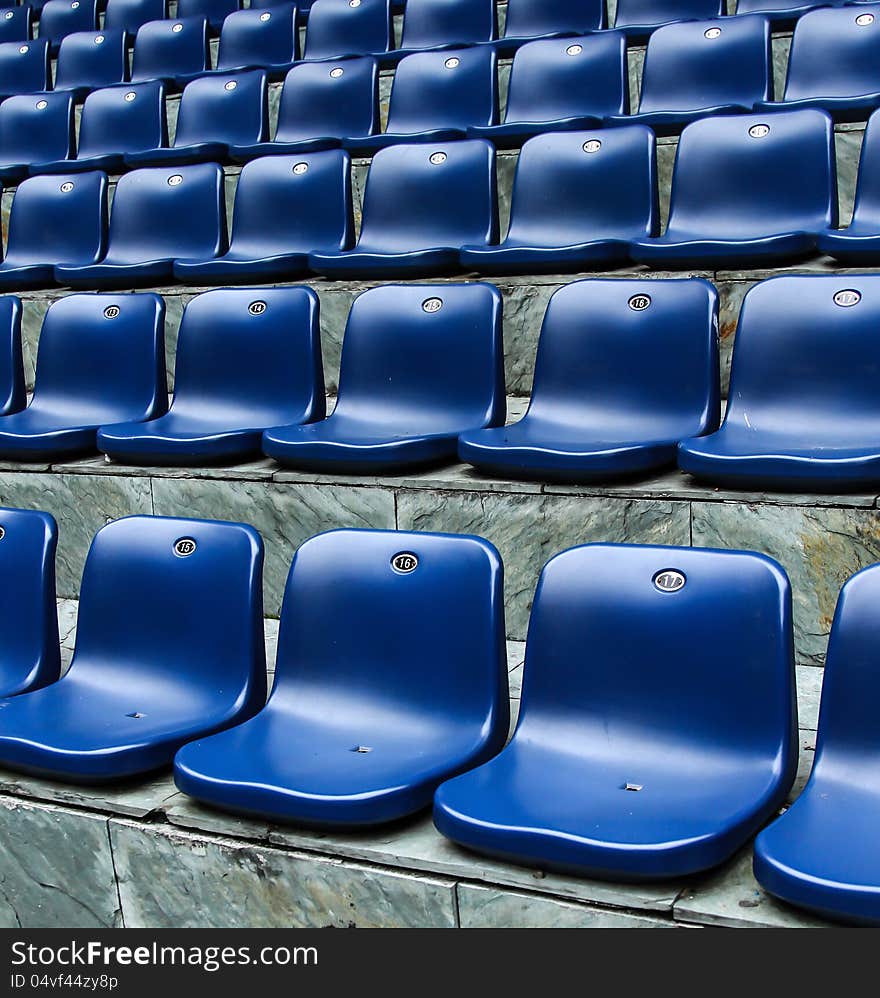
[[345, 47, 496, 155], [263, 283, 504, 472], [0, 508, 60, 698], [755, 563, 880, 925], [679, 275, 880, 490], [460, 127, 656, 274], [38, 0, 98, 52], [818, 109, 880, 263], [393, 0, 496, 60], [0, 297, 25, 416], [459, 279, 719, 481], [0, 40, 50, 100], [630, 109, 835, 269], [176, 0, 240, 33], [104, 0, 167, 37], [126, 70, 267, 166], [99, 289, 324, 465], [467, 34, 627, 149], [175, 528, 508, 826], [0, 93, 73, 184], [606, 16, 771, 136], [211, 6, 299, 77], [56, 163, 226, 288], [309, 140, 497, 278], [0, 6, 32, 44], [612, 0, 724, 38], [229, 57, 378, 161], [0, 514, 265, 783], [0, 294, 166, 461], [491, 0, 605, 57], [0, 171, 107, 289], [736, 0, 849, 27], [434, 542, 797, 880], [174, 150, 353, 282], [303, 0, 391, 61], [130, 17, 210, 84], [53, 30, 128, 99], [755, 6, 880, 122], [34, 82, 167, 175]]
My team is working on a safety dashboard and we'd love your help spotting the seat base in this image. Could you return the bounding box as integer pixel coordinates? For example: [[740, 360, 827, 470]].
[[308, 247, 463, 279], [630, 232, 817, 270]]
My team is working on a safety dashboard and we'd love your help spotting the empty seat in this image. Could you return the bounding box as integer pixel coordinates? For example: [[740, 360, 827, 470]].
[[394, 0, 496, 59], [99, 288, 324, 465], [0, 7, 32, 44], [818, 108, 880, 263], [434, 543, 797, 879], [736, 0, 849, 26], [0, 171, 107, 289], [0, 514, 266, 783], [0, 293, 166, 461], [303, 0, 391, 61], [467, 33, 627, 149], [53, 30, 128, 99], [0, 40, 50, 100], [493, 0, 605, 56], [309, 140, 497, 278], [175, 529, 508, 826], [263, 283, 504, 472], [754, 562, 880, 925], [0, 296, 25, 416], [38, 0, 98, 52], [345, 47, 497, 155], [126, 70, 267, 166], [460, 127, 657, 274], [104, 0, 167, 37], [630, 109, 835, 268], [130, 17, 210, 84], [229, 57, 378, 161], [0, 508, 60, 698], [612, 0, 724, 37], [0, 93, 74, 183], [174, 150, 353, 282], [56, 163, 226, 288], [34, 81, 167, 175], [459, 279, 719, 481], [678, 274, 880, 490], [176, 0, 240, 32], [606, 16, 772, 135], [212, 6, 299, 77]]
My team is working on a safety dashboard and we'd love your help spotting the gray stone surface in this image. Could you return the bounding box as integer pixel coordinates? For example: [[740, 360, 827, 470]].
[[0, 797, 119, 928], [110, 819, 458, 928]]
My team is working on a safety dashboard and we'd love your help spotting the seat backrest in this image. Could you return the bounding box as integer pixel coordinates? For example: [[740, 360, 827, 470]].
[[104, 0, 168, 36], [357, 139, 497, 252], [399, 0, 496, 49], [723, 275, 880, 440], [637, 15, 772, 114], [503, 0, 605, 39], [0, 92, 74, 166], [5, 171, 108, 267], [54, 29, 128, 92], [176, 0, 240, 30], [271, 528, 507, 742], [0, 297, 24, 416], [303, 0, 392, 60], [334, 283, 505, 429], [174, 70, 268, 148], [783, 5, 880, 102], [78, 81, 168, 160], [615, 0, 723, 28], [847, 108, 880, 228], [0, 39, 50, 95], [519, 543, 796, 765], [274, 57, 379, 143], [505, 127, 658, 244], [0, 6, 33, 44], [504, 33, 628, 123], [171, 287, 325, 426], [70, 515, 265, 715], [105, 163, 227, 263], [0, 507, 60, 695], [216, 5, 299, 70], [227, 150, 354, 255], [385, 47, 497, 134], [665, 109, 836, 239], [38, 0, 98, 46], [31, 293, 167, 421], [131, 17, 209, 81], [528, 278, 719, 439]]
